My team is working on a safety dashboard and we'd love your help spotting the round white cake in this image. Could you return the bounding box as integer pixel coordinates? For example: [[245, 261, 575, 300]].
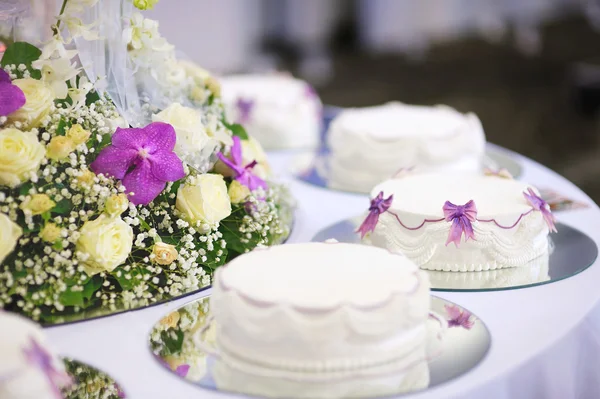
[[220, 74, 323, 150], [0, 312, 72, 399], [364, 173, 554, 272], [326, 102, 486, 193], [210, 242, 432, 398]]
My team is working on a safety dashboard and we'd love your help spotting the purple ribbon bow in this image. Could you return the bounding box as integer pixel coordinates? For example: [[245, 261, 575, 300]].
[[523, 187, 557, 233], [443, 200, 478, 247], [356, 191, 393, 238]]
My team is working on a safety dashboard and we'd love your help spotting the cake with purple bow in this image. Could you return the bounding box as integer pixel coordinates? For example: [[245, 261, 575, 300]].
[[220, 74, 323, 150], [358, 173, 556, 272]]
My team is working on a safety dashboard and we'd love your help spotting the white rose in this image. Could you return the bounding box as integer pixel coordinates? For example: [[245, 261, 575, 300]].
[[8, 79, 55, 129], [242, 136, 271, 179], [176, 174, 231, 226], [76, 215, 134, 276], [0, 128, 45, 188], [152, 103, 218, 163], [0, 213, 22, 264]]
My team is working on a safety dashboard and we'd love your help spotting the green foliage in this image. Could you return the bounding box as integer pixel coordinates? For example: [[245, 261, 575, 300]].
[[1, 42, 42, 79], [159, 329, 185, 356], [222, 118, 249, 140]]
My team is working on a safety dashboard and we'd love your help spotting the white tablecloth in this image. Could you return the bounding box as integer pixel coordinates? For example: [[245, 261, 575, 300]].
[[47, 146, 600, 399]]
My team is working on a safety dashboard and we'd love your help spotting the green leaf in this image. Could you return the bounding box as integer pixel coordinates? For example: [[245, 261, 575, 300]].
[[222, 118, 249, 140], [59, 288, 84, 307], [159, 329, 185, 356], [82, 276, 102, 302], [56, 118, 68, 136], [138, 217, 151, 231], [86, 90, 101, 106], [1, 42, 42, 79], [52, 199, 72, 215], [41, 211, 51, 222], [19, 182, 33, 197]]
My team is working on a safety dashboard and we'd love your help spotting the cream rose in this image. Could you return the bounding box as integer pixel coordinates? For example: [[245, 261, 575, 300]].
[[20, 194, 55, 215], [76, 215, 134, 276], [104, 194, 129, 216], [228, 180, 250, 204], [152, 103, 217, 162], [176, 174, 231, 226], [40, 223, 62, 243], [0, 213, 22, 264], [66, 124, 91, 146], [152, 242, 178, 265], [8, 79, 55, 129], [242, 136, 271, 179], [0, 128, 45, 188], [46, 136, 75, 161], [159, 311, 180, 329]]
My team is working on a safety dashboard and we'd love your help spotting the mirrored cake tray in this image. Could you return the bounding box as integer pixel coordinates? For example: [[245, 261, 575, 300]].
[[312, 218, 597, 292], [291, 146, 522, 195], [149, 295, 490, 399], [62, 358, 126, 399]]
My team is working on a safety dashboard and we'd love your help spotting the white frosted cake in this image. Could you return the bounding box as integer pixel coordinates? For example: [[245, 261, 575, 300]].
[[0, 312, 72, 399], [327, 102, 486, 193], [210, 242, 432, 398], [361, 173, 555, 272], [220, 74, 322, 150]]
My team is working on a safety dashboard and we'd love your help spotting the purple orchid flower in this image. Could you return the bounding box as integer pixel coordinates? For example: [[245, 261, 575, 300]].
[[235, 97, 254, 124], [91, 122, 185, 205], [23, 336, 73, 398], [0, 69, 26, 116], [356, 191, 393, 239], [443, 200, 477, 247], [175, 364, 190, 377], [445, 304, 475, 330], [523, 187, 557, 233], [217, 136, 267, 191]]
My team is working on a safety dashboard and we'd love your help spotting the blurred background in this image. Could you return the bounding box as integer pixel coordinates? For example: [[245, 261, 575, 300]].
[[3, 0, 600, 201]]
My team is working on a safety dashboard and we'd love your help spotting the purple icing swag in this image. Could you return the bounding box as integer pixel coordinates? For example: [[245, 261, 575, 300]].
[[443, 200, 477, 247], [356, 192, 393, 238]]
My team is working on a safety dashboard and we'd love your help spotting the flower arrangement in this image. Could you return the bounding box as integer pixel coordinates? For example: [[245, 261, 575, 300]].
[[0, 0, 293, 321], [63, 359, 126, 399]]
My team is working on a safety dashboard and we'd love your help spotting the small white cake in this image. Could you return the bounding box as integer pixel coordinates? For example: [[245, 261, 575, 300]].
[[362, 173, 555, 272], [0, 312, 72, 399], [210, 242, 432, 398], [327, 102, 486, 193], [220, 74, 322, 150]]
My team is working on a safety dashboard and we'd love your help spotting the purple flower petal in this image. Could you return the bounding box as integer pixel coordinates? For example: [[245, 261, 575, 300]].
[[144, 122, 177, 153], [0, 69, 10, 83], [217, 152, 242, 175], [230, 136, 243, 166], [91, 146, 138, 180], [0, 81, 26, 116], [175, 364, 190, 377], [122, 160, 167, 205], [111, 127, 149, 151], [150, 150, 186, 182]]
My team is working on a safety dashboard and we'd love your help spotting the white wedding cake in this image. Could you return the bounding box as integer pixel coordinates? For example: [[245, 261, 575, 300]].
[[361, 173, 555, 272], [210, 242, 432, 398], [0, 312, 72, 399], [326, 102, 486, 193], [220, 74, 323, 150]]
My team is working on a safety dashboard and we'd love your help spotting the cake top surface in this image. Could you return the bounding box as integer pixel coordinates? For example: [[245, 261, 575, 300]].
[[217, 243, 424, 309], [220, 74, 314, 107], [331, 102, 476, 140], [373, 173, 534, 219]]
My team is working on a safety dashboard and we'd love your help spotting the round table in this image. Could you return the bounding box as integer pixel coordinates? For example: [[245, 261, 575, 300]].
[[46, 145, 600, 399]]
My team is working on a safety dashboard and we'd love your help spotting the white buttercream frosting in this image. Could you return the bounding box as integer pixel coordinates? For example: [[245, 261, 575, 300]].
[[326, 102, 486, 193], [210, 242, 431, 384], [367, 173, 551, 271], [0, 312, 69, 399], [220, 74, 322, 150]]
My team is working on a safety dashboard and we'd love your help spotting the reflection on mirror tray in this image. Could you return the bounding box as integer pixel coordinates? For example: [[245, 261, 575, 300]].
[[62, 359, 126, 399], [150, 296, 490, 399], [312, 219, 598, 292]]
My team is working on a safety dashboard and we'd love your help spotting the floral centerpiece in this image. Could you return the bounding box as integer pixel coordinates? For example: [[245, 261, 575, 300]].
[[0, 0, 293, 321]]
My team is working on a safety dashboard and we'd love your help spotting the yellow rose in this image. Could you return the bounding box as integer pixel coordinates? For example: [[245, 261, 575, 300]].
[[8, 79, 55, 129], [152, 242, 178, 265], [176, 174, 231, 226], [241, 136, 271, 179], [20, 194, 55, 215], [159, 311, 180, 329], [76, 215, 133, 276], [46, 136, 75, 161], [104, 194, 129, 216], [40, 223, 62, 243], [0, 128, 45, 188], [228, 180, 250, 204], [66, 124, 91, 146], [205, 77, 221, 97], [76, 170, 96, 188], [0, 213, 22, 264]]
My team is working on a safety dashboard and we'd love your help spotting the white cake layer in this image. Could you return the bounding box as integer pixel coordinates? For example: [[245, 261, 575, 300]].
[[0, 312, 68, 399], [326, 102, 485, 193], [368, 174, 550, 271], [220, 74, 322, 150], [211, 242, 431, 372]]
